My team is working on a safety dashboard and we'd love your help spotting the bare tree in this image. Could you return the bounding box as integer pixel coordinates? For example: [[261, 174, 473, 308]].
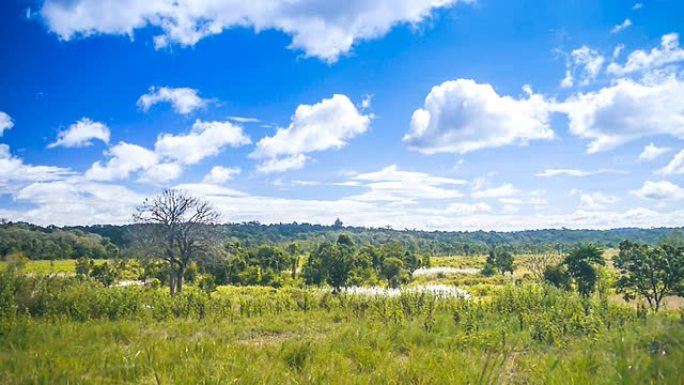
[[525, 253, 560, 280], [133, 189, 220, 295]]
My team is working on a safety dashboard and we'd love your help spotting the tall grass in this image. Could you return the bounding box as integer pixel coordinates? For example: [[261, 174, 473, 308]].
[[0, 270, 682, 384]]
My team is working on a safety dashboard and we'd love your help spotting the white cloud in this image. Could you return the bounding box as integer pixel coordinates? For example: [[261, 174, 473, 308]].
[[559, 77, 684, 153], [444, 202, 492, 215], [471, 183, 520, 199], [202, 166, 241, 184], [85, 142, 159, 181], [631, 180, 684, 201], [657, 149, 684, 175], [137, 162, 183, 184], [0, 112, 13, 136], [560, 46, 605, 88], [12, 179, 143, 225], [256, 154, 309, 174], [404, 79, 554, 154], [578, 192, 620, 210], [338, 165, 465, 204], [40, 0, 471, 62], [610, 19, 632, 34], [0, 144, 72, 186], [251, 94, 371, 172], [360, 94, 372, 110], [607, 33, 684, 76], [227, 116, 259, 124], [84, 119, 249, 183], [613, 44, 625, 60], [536, 168, 624, 177], [632, 3, 643, 10], [638, 143, 671, 161], [48, 118, 110, 148], [156, 120, 250, 165], [137, 86, 206, 115]]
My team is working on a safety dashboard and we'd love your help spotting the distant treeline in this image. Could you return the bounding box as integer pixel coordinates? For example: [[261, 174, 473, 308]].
[[1, 220, 682, 260], [0, 222, 118, 260]]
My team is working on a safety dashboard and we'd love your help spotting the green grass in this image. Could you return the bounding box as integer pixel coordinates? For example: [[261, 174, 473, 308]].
[[0, 259, 109, 275], [1, 305, 682, 384], [0, 257, 682, 384], [1, 271, 683, 384]]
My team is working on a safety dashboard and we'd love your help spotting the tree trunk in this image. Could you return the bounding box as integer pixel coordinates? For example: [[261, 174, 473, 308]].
[[176, 268, 184, 293], [169, 273, 176, 296]]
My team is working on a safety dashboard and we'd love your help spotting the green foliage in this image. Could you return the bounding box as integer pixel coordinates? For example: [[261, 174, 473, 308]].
[[0, 223, 118, 260], [543, 264, 571, 290], [481, 247, 514, 276], [89, 262, 120, 287], [614, 240, 684, 312], [183, 261, 199, 284], [563, 243, 605, 297], [381, 257, 406, 288], [303, 241, 356, 289]]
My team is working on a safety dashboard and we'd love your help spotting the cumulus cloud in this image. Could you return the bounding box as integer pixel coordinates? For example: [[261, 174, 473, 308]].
[[202, 166, 241, 184], [0, 111, 13, 136], [40, 0, 471, 62], [48, 118, 110, 148], [559, 77, 684, 153], [137, 86, 207, 115], [560, 46, 605, 88], [155, 120, 251, 165], [251, 94, 371, 172], [610, 19, 632, 34], [631, 180, 684, 201], [657, 149, 684, 175], [638, 143, 671, 161], [85, 119, 249, 183], [577, 192, 620, 210], [256, 154, 309, 174], [85, 142, 159, 181], [137, 162, 183, 184], [536, 168, 624, 177], [404, 79, 554, 154], [607, 33, 684, 76]]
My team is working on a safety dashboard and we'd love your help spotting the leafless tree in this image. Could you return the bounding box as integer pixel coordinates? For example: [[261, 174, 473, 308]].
[[525, 253, 560, 280], [133, 189, 220, 295]]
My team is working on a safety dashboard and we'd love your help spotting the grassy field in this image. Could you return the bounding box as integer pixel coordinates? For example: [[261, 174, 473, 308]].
[[1, 254, 683, 384], [0, 259, 106, 275]]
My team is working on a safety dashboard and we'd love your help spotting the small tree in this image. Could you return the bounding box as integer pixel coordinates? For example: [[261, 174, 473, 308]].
[[563, 243, 605, 297], [482, 248, 515, 276], [134, 189, 220, 295], [614, 241, 684, 312], [382, 257, 405, 288], [543, 264, 570, 290], [287, 242, 299, 279]]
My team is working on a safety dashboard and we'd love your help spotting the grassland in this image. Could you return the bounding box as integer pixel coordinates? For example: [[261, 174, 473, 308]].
[[0, 255, 683, 384], [0, 259, 106, 275]]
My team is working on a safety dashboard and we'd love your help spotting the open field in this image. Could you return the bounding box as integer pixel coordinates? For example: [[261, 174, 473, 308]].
[[1, 279, 683, 385], [2, 248, 684, 384], [0, 259, 108, 275]]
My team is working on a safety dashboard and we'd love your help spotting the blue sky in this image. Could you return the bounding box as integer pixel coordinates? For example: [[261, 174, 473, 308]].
[[1, 0, 683, 230]]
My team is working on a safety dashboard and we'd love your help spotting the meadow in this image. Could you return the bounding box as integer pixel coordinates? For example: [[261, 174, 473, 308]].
[[1, 253, 683, 385]]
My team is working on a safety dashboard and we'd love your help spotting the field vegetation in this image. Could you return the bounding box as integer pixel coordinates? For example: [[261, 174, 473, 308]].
[[1, 191, 683, 384]]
